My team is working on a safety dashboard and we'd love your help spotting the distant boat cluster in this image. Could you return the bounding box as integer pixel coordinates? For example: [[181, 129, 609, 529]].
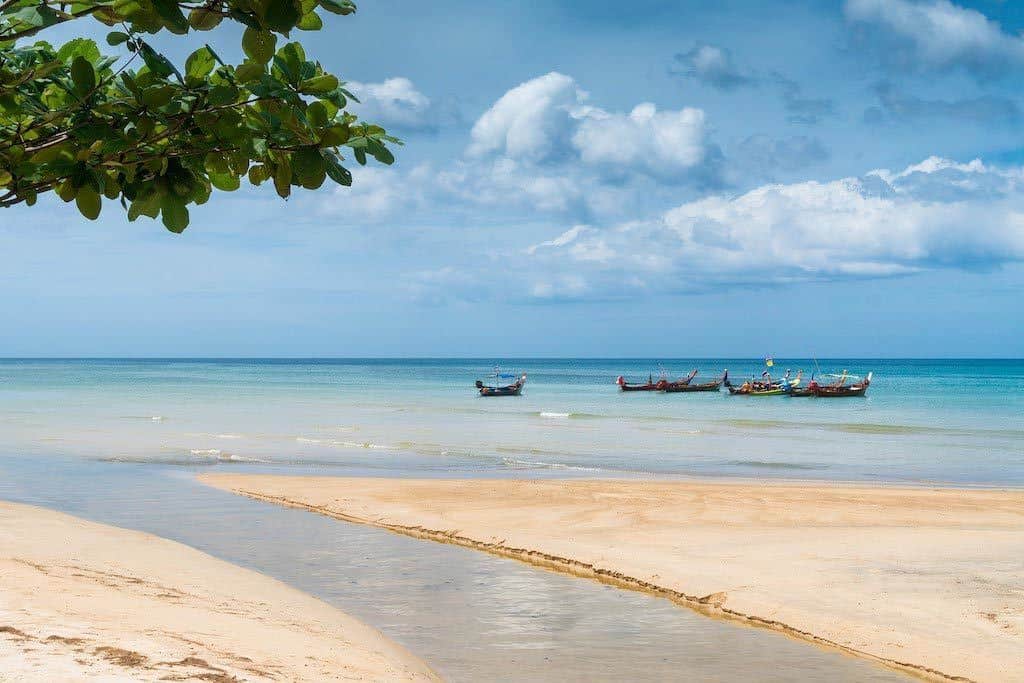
[[616, 368, 871, 397], [476, 364, 871, 397]]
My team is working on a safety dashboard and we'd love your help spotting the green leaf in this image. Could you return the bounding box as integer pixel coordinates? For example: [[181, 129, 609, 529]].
[[75, 186, 101, 220], [209, 170, 241, 191], [207, 84, 238, 106], [264, 0, 300, 32], [296, 11, 323, 30], [248, 164, 271, 185], [299, 74, 338, 94], [57, 39, 101, 65], [324, 153, 352, 186], [70, 56, 96, 95], [0, 170, 12, 187], [141, 85, 175, 108], [160, 197, 189, 232], [366, 139, 395, 165], [292, 148, 326, 189], [307, 101, 329, 128], [152, 0, 190, 34], [139, 44, 177, 79], [320, 124, 350, 146], [106, 31, 130, 46], [318, 0, 356, 15], [188, 7, 223, 30], [235, 62, 265, 83], [273, 159, 292, 198], [242, 28, 277, 65], [185, 46, 216, 81], [276, 42, 305, 83]]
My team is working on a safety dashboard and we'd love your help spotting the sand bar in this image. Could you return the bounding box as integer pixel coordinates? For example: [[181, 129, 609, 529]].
[[201, 474, 1024, 683], [0, 500, 438, 682]]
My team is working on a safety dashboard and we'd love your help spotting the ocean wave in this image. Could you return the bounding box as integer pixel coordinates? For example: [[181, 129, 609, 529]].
[[501, 457, 604, 473], [99, 449, 266, 465], [337, 440, 396, 450], [719, 418, 1024, 439], [535, 411, 605, 420], [120, 415, 167, 422], [727, 459, 829, 470]]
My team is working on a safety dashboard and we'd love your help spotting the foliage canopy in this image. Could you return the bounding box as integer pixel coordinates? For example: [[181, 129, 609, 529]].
[[0, 0, 397, 231]]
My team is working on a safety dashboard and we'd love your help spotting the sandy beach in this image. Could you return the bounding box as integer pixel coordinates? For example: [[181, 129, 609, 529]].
[[0, 500, 438, 682], [202, 474, 1024, 683]]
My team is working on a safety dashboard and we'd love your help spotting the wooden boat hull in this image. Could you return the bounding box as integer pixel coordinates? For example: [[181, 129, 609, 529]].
[[619, 383, 662, 392], [749, 388, 786, 396], [478, 383, 523, 397], [814, 385, 868, 397], [663, 381, 722, 393], [727, 383, 785, 396]]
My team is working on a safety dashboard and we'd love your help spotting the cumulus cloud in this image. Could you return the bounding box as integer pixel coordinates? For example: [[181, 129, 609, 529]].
[[572, 103, 711, 181], [864, 82, 1020, 125], [844, 0, 1024, 78], [671, 43, 753, 90], [347, 77, 454, 132], [467, 72, 584, 162], [466, 72, 716, 183], [525, 157, 1024, 297]]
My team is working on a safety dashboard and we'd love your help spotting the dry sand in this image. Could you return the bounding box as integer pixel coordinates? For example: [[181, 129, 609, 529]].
[[0, 500, 438, 682], [201, 474, 1024, 683]]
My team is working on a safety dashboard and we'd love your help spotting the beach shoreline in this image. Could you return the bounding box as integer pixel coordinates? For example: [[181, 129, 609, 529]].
[[0, 500, 438, 682], [201, 473, 1024, 683]]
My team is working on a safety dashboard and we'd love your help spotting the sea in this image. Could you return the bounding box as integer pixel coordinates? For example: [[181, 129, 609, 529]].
[[1, 358, 1021, 485], [2, 357, 1012, 680]]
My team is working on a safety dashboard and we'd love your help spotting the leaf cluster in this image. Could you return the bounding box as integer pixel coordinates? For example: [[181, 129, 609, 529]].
[[0, 0, 397, 231]]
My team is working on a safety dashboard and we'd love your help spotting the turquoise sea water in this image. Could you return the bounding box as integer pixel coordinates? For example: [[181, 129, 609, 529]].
[[1, 358, 1022, 484]]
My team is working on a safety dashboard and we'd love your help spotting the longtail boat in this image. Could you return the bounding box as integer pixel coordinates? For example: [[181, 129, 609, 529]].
[[814, 371, 871, 397], [788, 382, 817, 397], [662, 371, 725, 393], [476, 371, 527, 397], [617, 369, 696, 392], [725, 369, 800, 396]]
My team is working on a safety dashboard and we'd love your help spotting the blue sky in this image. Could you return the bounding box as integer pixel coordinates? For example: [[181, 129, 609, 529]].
[[2, 0, 1023, 357]]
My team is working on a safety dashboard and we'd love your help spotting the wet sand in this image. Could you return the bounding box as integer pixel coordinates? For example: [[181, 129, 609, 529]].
[[0, 500, 438, 682], [202, 474, 1024, 683]]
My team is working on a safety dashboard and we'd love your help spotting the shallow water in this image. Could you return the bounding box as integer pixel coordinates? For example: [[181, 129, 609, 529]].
[[1, 358, 1022, 484], [0, 455, 908, 682]]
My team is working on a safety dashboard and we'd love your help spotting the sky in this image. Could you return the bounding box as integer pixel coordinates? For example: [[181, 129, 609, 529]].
[[2, 0, 1023, 357]]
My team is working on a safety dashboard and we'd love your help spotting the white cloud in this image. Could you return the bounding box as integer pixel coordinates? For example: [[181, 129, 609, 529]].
[[347, 77, 447, 131], [316, 164, 434, 222], [572, 103, 709, 180], [467, 72, 584, 162], [526, 157, 1024, 297], [671, 43, 753, 90], [844, 0, 1024, 77], [467, 72, 715, 182]]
